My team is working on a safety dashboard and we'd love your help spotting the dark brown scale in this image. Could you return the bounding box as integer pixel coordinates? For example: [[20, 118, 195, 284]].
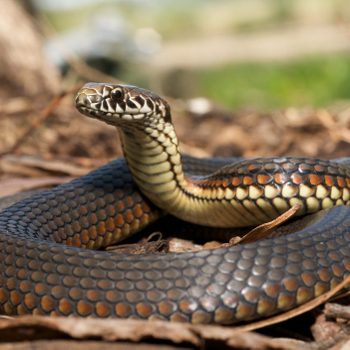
[[117, 100, 126, 110], [102, 99, 109, 111], [127, 100, 137, 109], [146, 99, 154, 110], [134, 95, 145, 106]]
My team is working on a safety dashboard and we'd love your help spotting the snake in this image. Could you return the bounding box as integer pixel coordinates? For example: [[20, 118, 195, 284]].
[[1, 83, 350, 325]]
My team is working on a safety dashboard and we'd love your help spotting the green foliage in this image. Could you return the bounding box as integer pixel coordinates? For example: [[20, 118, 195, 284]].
[[198, 55, 350, 109]]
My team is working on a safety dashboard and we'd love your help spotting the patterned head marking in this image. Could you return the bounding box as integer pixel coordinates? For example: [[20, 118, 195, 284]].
[[76, 83, 171, 126]]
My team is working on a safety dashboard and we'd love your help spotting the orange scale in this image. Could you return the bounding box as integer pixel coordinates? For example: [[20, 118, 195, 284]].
[[273, 173, 288, 185], [212, 180, 222, 187], [247, 164, 259, 172], [97, 222, 106, 236], [77, 300, 93, 316], [10, 291, 21, 306], [125, 196, 135, 207], [115, 303, 132, 318], [231, 177, 241, 186], [58, 298, 73, 315], [243, 176, 253, 185], [337, 176, 346, 188], [217, 180, 228, 187], [221, 179, 230, 187], [308, 174, 322, 186], [114, 214, 125, 227], [96, 302, 111, 317], [41, 295, 55, 312], [24, 293, 36, 310], [324, 175, 335, 187], [314, 164, 325, 172], [125, 209, 135, 224], [88, 226, 97, 239], [116, 201, 125, 212], [257, 174, 271, 185], [81, 230, 90, 244], [133, 204, 144, 218], [290, 173, 303, 185], [72, 234, 82, 247]]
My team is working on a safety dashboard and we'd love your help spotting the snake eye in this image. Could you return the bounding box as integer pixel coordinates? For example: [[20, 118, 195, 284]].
[[111, 88, 123, 100]]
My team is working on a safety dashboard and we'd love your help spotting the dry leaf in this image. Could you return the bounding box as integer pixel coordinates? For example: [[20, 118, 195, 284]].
[[0, 177, 73, 197], [225, 204, 301, 246], [0, 316, 307, 350], [0, 155, 92, 177]]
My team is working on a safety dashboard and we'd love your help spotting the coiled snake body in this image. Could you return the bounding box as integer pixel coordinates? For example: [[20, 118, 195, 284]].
[[1, 83, 350, 324]]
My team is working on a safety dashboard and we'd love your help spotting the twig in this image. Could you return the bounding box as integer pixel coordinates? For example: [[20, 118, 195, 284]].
[[325, 303, 350, 320]]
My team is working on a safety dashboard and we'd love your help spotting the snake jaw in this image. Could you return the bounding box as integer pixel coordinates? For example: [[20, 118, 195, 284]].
[[76, 83, 171, 125]]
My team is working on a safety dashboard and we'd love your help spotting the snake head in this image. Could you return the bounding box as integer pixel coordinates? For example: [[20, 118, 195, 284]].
[[75, 83, 171, 126]]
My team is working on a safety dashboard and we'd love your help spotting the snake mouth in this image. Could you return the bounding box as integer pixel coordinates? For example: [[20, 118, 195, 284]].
[[76, 104, 152, 128], [75, 104, 122, 126], [75, 84, 155, 125]]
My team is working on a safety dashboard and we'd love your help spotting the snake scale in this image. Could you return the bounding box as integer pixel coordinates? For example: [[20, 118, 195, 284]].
[[1, 83, 350, 324]]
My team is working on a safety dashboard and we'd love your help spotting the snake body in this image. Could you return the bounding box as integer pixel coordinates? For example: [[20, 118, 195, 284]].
[[1, 83, 350, 324]]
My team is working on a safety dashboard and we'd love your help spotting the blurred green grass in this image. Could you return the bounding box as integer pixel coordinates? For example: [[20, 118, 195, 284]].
[[198, 54, 350, 109]]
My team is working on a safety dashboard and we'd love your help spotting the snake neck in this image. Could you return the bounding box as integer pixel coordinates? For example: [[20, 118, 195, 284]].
[[119, 120, 208, 224]]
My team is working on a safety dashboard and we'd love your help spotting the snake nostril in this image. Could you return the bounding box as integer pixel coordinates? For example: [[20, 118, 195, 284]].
[[88, 94, 102, 104], [76, 93, 89, 107], [76, 93, 102, 107]]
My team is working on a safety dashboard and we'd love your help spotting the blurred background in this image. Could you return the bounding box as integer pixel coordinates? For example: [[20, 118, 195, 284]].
[[1, 0, 350, 190], [36, 0, 350, 109]]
